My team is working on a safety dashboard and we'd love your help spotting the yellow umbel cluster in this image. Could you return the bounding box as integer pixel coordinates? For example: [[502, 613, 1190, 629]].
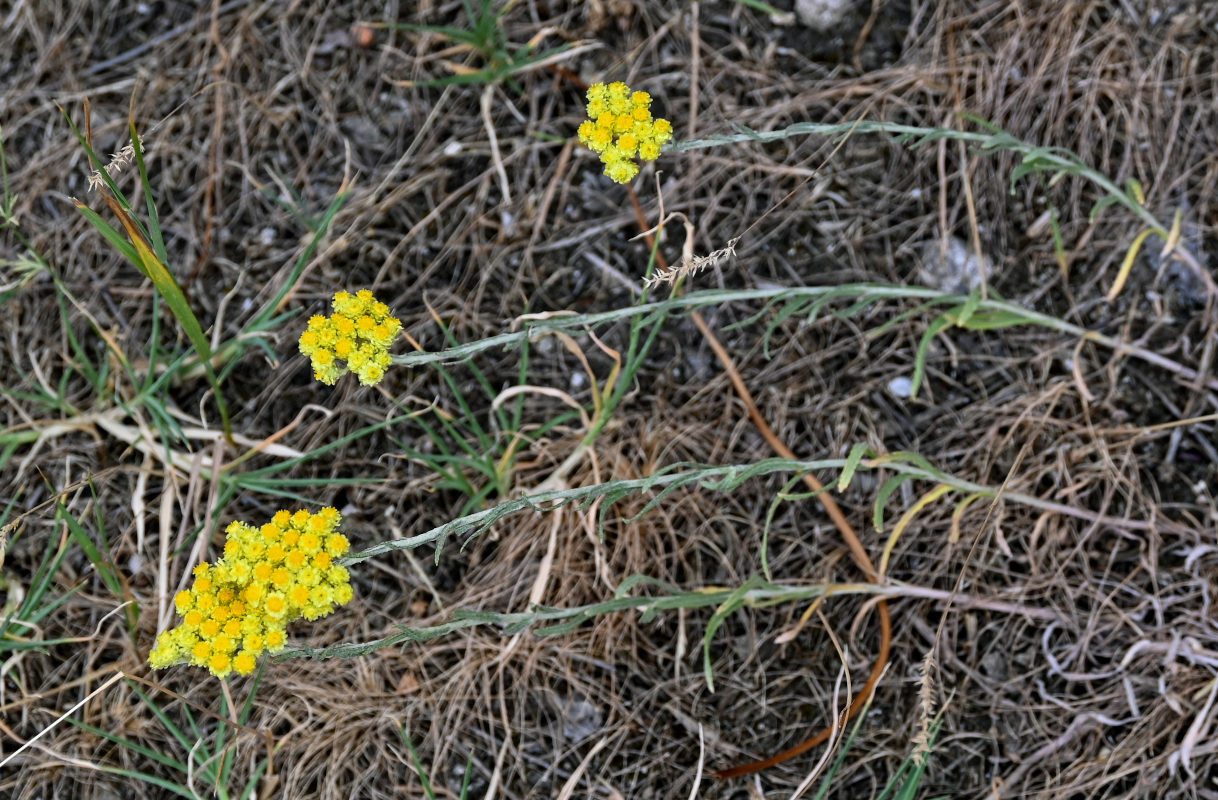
[[298, 289, 401, 386], [148, 508, 354, 678], [576, 81, 673, 184]]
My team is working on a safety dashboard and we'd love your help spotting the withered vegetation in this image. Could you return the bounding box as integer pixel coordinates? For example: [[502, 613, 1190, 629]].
[[2, 1, 1217, 798]]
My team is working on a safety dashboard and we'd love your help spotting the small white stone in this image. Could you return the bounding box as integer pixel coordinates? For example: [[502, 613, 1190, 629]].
[[443, 141, 462, 156], [888, 376, 913, 398], [796, 0, 854, 30], [917, 236, 991, 294]]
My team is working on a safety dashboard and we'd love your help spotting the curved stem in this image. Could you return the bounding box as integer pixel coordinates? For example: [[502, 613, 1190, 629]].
[[625, 190, 893, 780]]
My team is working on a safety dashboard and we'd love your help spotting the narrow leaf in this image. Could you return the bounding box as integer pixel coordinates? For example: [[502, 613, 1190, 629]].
[[880, 483, 954, 576], [1106, 227, 1156, 302]]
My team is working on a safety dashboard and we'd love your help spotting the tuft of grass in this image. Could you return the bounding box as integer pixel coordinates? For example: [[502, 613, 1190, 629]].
[[400, 728, 474, 800], [68, 674, 271, 799], [385, 0, 589, 90], [804, 701, 946, 800], [0, 495, 84, 659], [63, 110, 233, 438], [56, 489, 139, 639]]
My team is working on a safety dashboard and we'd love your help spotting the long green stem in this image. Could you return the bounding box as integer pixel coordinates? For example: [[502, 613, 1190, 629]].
[[670, 119, 1166, 232], [391, 285, 1218, 392], [344, 454, 1177, 565]]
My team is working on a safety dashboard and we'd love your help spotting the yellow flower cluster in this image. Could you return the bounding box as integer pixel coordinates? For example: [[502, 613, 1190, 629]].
[[148, 508, 354, 678], [298, 289, 401, 386], [576, 82, 673, 184]]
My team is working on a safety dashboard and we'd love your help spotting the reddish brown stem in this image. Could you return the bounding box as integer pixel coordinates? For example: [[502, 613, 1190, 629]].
[[626, 190, 893, 780]]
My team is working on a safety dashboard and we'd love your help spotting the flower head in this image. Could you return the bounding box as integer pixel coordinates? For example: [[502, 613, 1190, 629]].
[[148, 507, 355, 678], [298, 290, 400, 386], [576, 82, 672, 184]]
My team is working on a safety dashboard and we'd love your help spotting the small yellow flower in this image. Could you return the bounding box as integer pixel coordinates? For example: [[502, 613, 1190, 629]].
[[229, 560, 251, 582], [356, 363, 385, 386], [233, 651, 257, 675], [334, 315, 355, 336], [334, 583, 354, 606], [333, 292, 360, 317], [578, 81, 672, 184], [243, 583, 265, 604], [325, 533, 350, 556], [298, 566, 322, 588], [265, 593, 287, 618], [589, 127, 613, 153], [605, 160, 638, 184], [289, 585, 310, 606], [586, 98, 608, 118], [298, 291, 400, 386], [209, 652, 232, 675], [242, 538, 266, 560], [149, 507, 355, 678]]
